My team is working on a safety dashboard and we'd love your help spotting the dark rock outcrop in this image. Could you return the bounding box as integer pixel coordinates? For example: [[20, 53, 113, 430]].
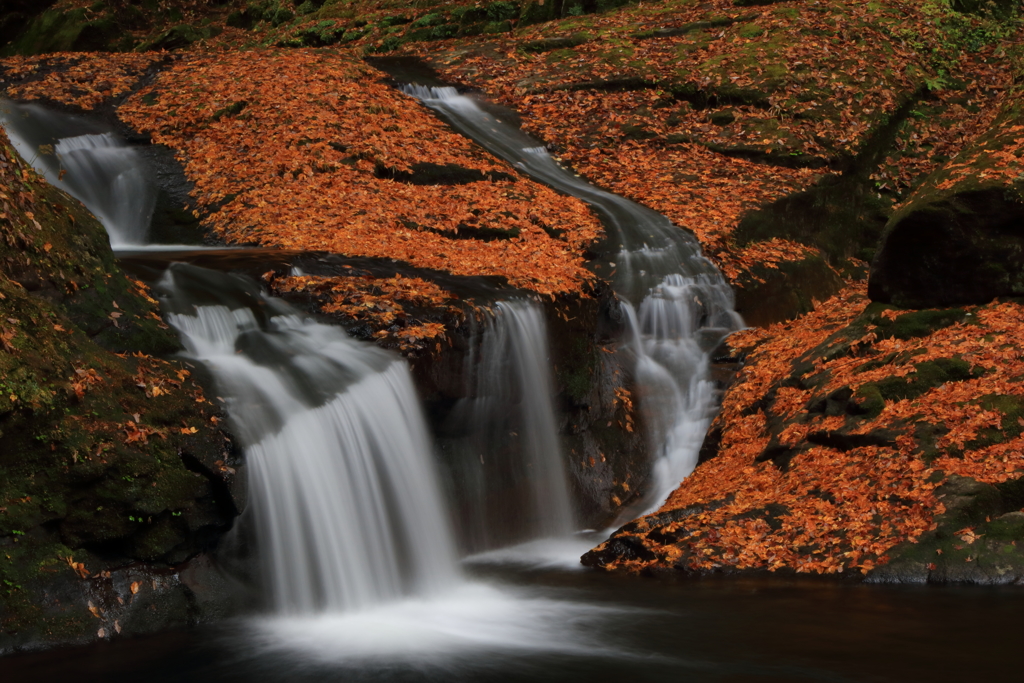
[[0, 130, 244, 652], [869, 188, 1024, 308], [870, 91, 1024, 308], [868, 475, 1024, 584]]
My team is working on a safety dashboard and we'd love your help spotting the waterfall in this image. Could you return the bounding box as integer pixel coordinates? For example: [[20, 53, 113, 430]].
[[0, 98, 154, 247], [0, 97, 652, 660], [157, 263, 461, 614], [404, 85, 742, 509], [626, 274, 727, 495], [445, 300, 574, 552]]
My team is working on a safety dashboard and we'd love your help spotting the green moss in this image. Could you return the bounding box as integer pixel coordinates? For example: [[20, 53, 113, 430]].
[[377, 15, 411, 28], [0, 140, 236, 644], [852, 383, 886, 418], [979, 394, 1024, 432], [736, 23, 765, 39], [913, 421, 949, 463], [4, 8, 122, 55], [596, 0, 633, 12], [733, 173, 892, 264], [868, 357, 981, 404], [486, 1, 520, 22], [483, 20, 514, 34], [411, 12, 446, 28], [960, 394, 1024, 451], [520, 0, 559, 25], [860, 303, 970, 340], [428, 23, 459, 39], [453, 6, 489, 24], [732, 251, 844, 327], [559, 336, 597, 406]]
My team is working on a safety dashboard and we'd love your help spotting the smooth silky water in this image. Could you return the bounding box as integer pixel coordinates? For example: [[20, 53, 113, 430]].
[[442, 302, 575, 552], [152, 264, 625, 661], [4, 571, 1023, 682], [0, 103, 635, 669], [401, 85, 742, 511], [2, 89, 1019, 683]]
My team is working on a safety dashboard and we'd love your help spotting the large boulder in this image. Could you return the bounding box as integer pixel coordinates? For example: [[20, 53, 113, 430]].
[[869, 90, 1024, 308], [0, 129, 243, 651]]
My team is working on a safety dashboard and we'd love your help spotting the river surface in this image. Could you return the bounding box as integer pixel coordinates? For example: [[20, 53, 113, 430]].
[[2, 566, 1021, 682]]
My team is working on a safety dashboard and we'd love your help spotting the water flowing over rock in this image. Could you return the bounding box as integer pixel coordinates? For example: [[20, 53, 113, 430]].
[[443, 300, 575, 551], [625, 274, 726, 501], [157, 263, 461, 614], [0, 98, 154, 247], [403, 85, 741, 508]]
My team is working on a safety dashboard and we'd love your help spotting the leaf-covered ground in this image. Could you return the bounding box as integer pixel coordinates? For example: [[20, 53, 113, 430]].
[[117, 49, 602, 298], [585, 282, 1024, 577], [410, 0, 1017, 281], [2, 1, 1017, 305]]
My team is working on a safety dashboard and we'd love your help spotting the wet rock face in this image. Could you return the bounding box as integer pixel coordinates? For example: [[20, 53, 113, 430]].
[[869, 189, 1024, 308], [0, 0, 57, 48], [869, 87, 1024, 309], [0, 553, 250, 654]]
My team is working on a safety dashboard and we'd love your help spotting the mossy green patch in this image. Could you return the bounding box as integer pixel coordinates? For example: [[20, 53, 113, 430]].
[[558, 335, 598, 406], [3, 8, 122, 55], [868, 357, 981, 404], [0, 134, 237, 647], [859, 303, 970, 340], [736, 23, 764, 39]]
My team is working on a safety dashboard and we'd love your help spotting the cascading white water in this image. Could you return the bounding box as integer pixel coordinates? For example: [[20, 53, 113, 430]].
[[157, 264, 461, 613], [0, 98, 154, 247], [158, 266, 628, 660], [404, 85, 743, 509], [626, 275, 725, 496], [0, 97, 649, 662], [445, 300, 574, 551]]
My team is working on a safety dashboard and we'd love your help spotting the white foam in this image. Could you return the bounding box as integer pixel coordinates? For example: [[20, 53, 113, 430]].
[[246, 581, 640, 664]]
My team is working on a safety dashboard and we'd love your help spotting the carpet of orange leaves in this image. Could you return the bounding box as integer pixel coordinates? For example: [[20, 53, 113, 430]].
[[922, 88, 1024, 196], [870, 49, 1011, 203], [117, 49, 601, 297], [0, 52, 164, 110], [533, 118, 818, 255], [414, 0, 1016, 280], [267, 272, 460, 351], [427, 42, 823, 273], [590, 282, 1024, 575]]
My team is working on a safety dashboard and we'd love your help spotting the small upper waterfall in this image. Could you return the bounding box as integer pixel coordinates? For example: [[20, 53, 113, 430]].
[[0, 98, 154, 247], [404, 85, 742, 508], [445, 300, 574, 552], [156, 264, 461, 613]]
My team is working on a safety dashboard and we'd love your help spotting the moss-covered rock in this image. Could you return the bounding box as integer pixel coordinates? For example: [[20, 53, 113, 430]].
[[0, 0, 57, 50], [869, 475, 1024, 584], [869, 88, 1024, 308], [0, 129, 241, 650], [3, 8, 123, 55], [732, 250, 844, 327]]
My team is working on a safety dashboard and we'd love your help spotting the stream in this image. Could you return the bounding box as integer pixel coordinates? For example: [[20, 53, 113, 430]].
[[0, 82, 1020, 682]]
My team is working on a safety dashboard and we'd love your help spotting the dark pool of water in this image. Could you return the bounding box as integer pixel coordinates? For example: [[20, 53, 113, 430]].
[[2, 565, 1020, 683]]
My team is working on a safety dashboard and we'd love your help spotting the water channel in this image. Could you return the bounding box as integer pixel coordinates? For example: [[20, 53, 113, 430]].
[[0, 78, 1019, 682]]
